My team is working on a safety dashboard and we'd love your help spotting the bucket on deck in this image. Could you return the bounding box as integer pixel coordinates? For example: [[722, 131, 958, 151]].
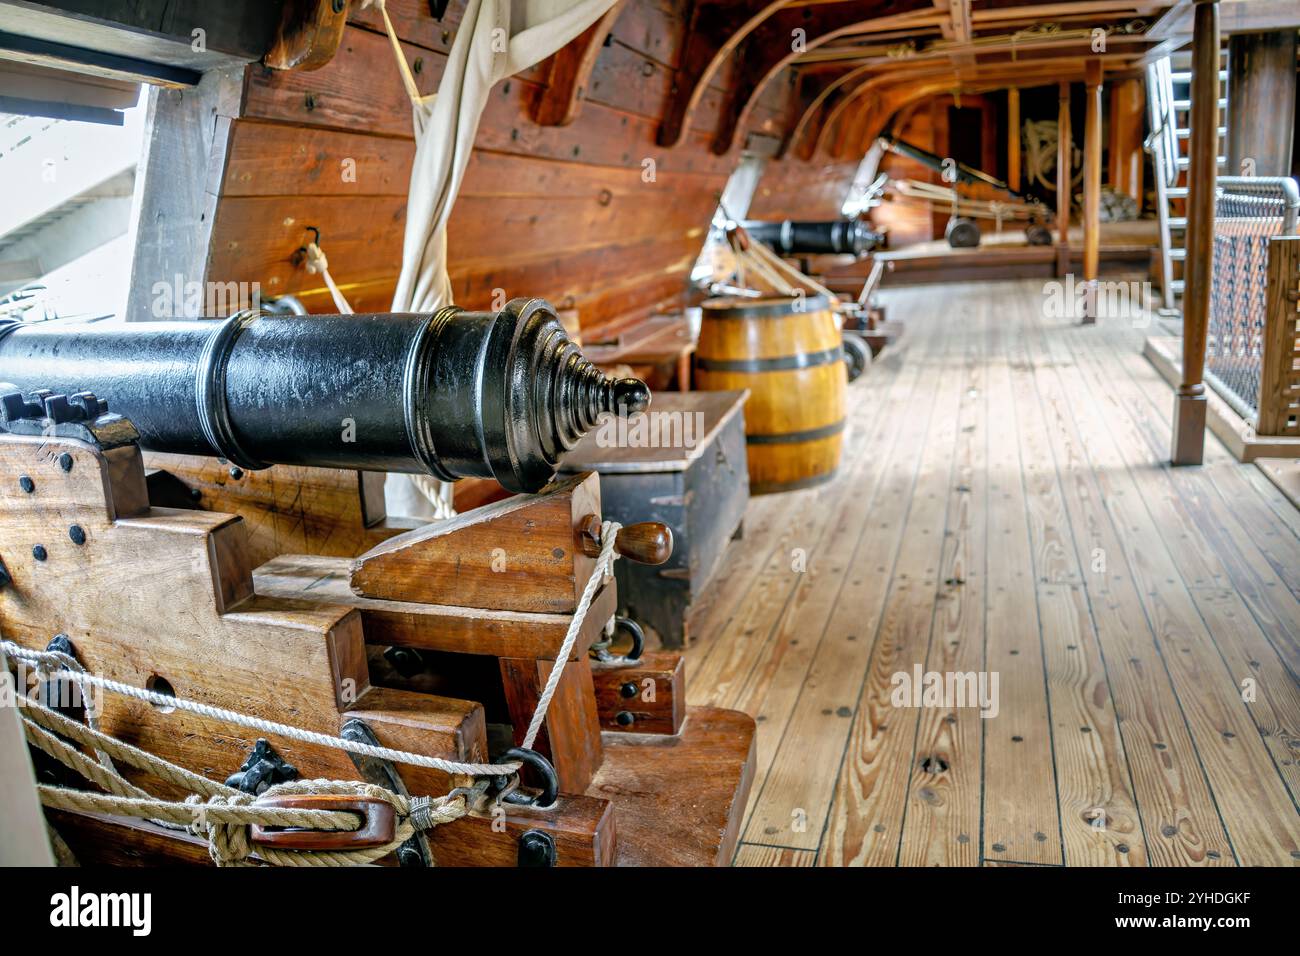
[[695, 294, 846, 494]]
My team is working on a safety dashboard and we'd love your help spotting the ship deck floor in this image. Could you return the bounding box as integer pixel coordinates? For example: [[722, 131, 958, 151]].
[[683, 278, 1300, 867]]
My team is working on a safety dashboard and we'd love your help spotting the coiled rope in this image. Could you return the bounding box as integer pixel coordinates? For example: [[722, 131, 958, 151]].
[[1, 519, 622, 864]]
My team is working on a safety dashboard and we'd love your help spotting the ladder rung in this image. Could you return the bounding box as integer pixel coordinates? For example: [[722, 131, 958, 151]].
[[1169, 279, 1185, 292], [1168, 217, 1187, 229], [1177, 127, 1226, 139], [1173, 98, 1227, 110], [1176, 156, 1226, 169], [1170, 70, 1226, 83], [1166, 186, 1188, 198], [1170, 248, 1186, 260]]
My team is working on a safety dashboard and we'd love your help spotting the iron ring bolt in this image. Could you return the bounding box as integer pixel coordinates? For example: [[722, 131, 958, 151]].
[[492, 747, 559, 809]]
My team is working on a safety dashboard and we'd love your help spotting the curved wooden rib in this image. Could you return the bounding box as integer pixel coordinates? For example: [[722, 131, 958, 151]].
[[787, 63, 874, 161], [709, 0, 936, 156], [656, 0, 786, 148], [845, 61, 1105, 159], [812, 67, 949, 157], [531, 0, 628, 127]]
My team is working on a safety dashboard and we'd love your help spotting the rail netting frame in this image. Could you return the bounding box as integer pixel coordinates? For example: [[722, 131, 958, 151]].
[[1205, 176, 1299, 422]]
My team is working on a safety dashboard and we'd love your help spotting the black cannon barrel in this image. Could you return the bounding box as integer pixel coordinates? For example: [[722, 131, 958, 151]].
[[740, 219, 883, 256], [877, 134, 1050, 214], [0, 299, 649, 494]]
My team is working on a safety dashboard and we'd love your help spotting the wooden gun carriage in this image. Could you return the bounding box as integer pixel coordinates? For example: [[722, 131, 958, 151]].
[[0, 311, 755, 867]]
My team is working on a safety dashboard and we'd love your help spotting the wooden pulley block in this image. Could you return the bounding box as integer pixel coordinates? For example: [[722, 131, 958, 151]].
[[577, 514, 673, 566]]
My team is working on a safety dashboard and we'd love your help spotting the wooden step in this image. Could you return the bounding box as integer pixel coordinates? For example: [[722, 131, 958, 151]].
[[590, 705, 756, 866]]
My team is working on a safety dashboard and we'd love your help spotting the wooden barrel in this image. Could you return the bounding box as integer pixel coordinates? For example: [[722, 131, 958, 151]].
[[695, 294, 845, 494]]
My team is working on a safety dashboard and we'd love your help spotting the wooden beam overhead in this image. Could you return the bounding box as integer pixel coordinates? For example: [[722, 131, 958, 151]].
[[1149, 0, 1299, 38], [530, 0, 628, 127], [708, 0, 938, 155], [655, 0, 786, 149]]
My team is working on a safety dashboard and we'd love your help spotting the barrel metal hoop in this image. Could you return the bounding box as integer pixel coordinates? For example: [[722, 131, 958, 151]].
[[194, 310, 269, 471], [746, 419, 846, 445], [749, 469, 839, 494], [701, 294, 831, 319], [403, 306, 461, 482], [697, 347, 843, 373]]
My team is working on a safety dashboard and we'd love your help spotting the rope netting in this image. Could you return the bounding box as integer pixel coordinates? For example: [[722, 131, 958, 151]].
[[1205, 177, 1300, 420]]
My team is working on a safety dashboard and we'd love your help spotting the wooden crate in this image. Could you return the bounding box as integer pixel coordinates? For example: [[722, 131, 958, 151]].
[[560, 391, 749, 648]]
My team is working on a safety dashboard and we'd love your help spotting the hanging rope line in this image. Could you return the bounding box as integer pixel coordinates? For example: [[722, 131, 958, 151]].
[[520, 519, 618, 750], [302, 240, 355, 315]]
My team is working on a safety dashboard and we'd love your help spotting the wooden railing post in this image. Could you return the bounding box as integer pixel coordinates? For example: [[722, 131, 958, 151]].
[[1081, 59, 1103, 324], [1108, 78, 1145, 205], [1007, 87, 1021, 194], [1056, 80, 1072, 277], [1171, 0, 1219, 466], [1256, 237, 1300, 437]]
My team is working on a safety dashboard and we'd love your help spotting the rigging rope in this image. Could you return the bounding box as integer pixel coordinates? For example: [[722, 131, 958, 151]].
[[19, 689, 467, 866], [1, 517, 621, 783]]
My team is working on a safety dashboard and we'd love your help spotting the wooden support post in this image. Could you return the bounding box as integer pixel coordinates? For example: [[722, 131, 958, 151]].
[[1006, 87, 1021, 194], [1172, 0, 1220, 466], [1227, 30, 1298, 176], [1056, 80, 1072, 277], [1255, 237, 1300, 438], [1108, 78, 1145, 205], [1081, 60, 1104, 324]]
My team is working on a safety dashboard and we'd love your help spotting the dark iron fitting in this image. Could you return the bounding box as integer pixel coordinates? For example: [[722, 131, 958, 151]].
[[0, 299, 649, 494]]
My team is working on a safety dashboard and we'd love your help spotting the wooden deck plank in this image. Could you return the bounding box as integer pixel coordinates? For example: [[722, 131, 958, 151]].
[[1037, 583, 1148, 865], [1097, 330, 1300, 681], [894, 298, 989, 866], [1048, 310, 1300, 866], [678, 278, 1300, 867], [820, 291, 969, 866], [980, 299, 1063, 866], [1020, 297, 1234, 866], [739, 309, 939, 850], [732, 843, 818, 867], [687, 342, 917, 710]]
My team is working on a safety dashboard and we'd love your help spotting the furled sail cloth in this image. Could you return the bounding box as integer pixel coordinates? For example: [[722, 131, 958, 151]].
[[367, 0, 621, 517]]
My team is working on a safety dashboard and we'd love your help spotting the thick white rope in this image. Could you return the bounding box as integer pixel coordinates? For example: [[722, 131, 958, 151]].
[[520, 520, 620, 750], [1, 526, 621, 776], [18, 687, 471, 866], [3, 640, 512, 776], [363, 0, 425, 110]]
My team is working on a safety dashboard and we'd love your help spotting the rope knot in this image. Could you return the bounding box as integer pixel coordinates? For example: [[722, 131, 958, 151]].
[[303, 242, 329, 276], [407, 793, 466, 832], [187, 792, 257, 866]]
